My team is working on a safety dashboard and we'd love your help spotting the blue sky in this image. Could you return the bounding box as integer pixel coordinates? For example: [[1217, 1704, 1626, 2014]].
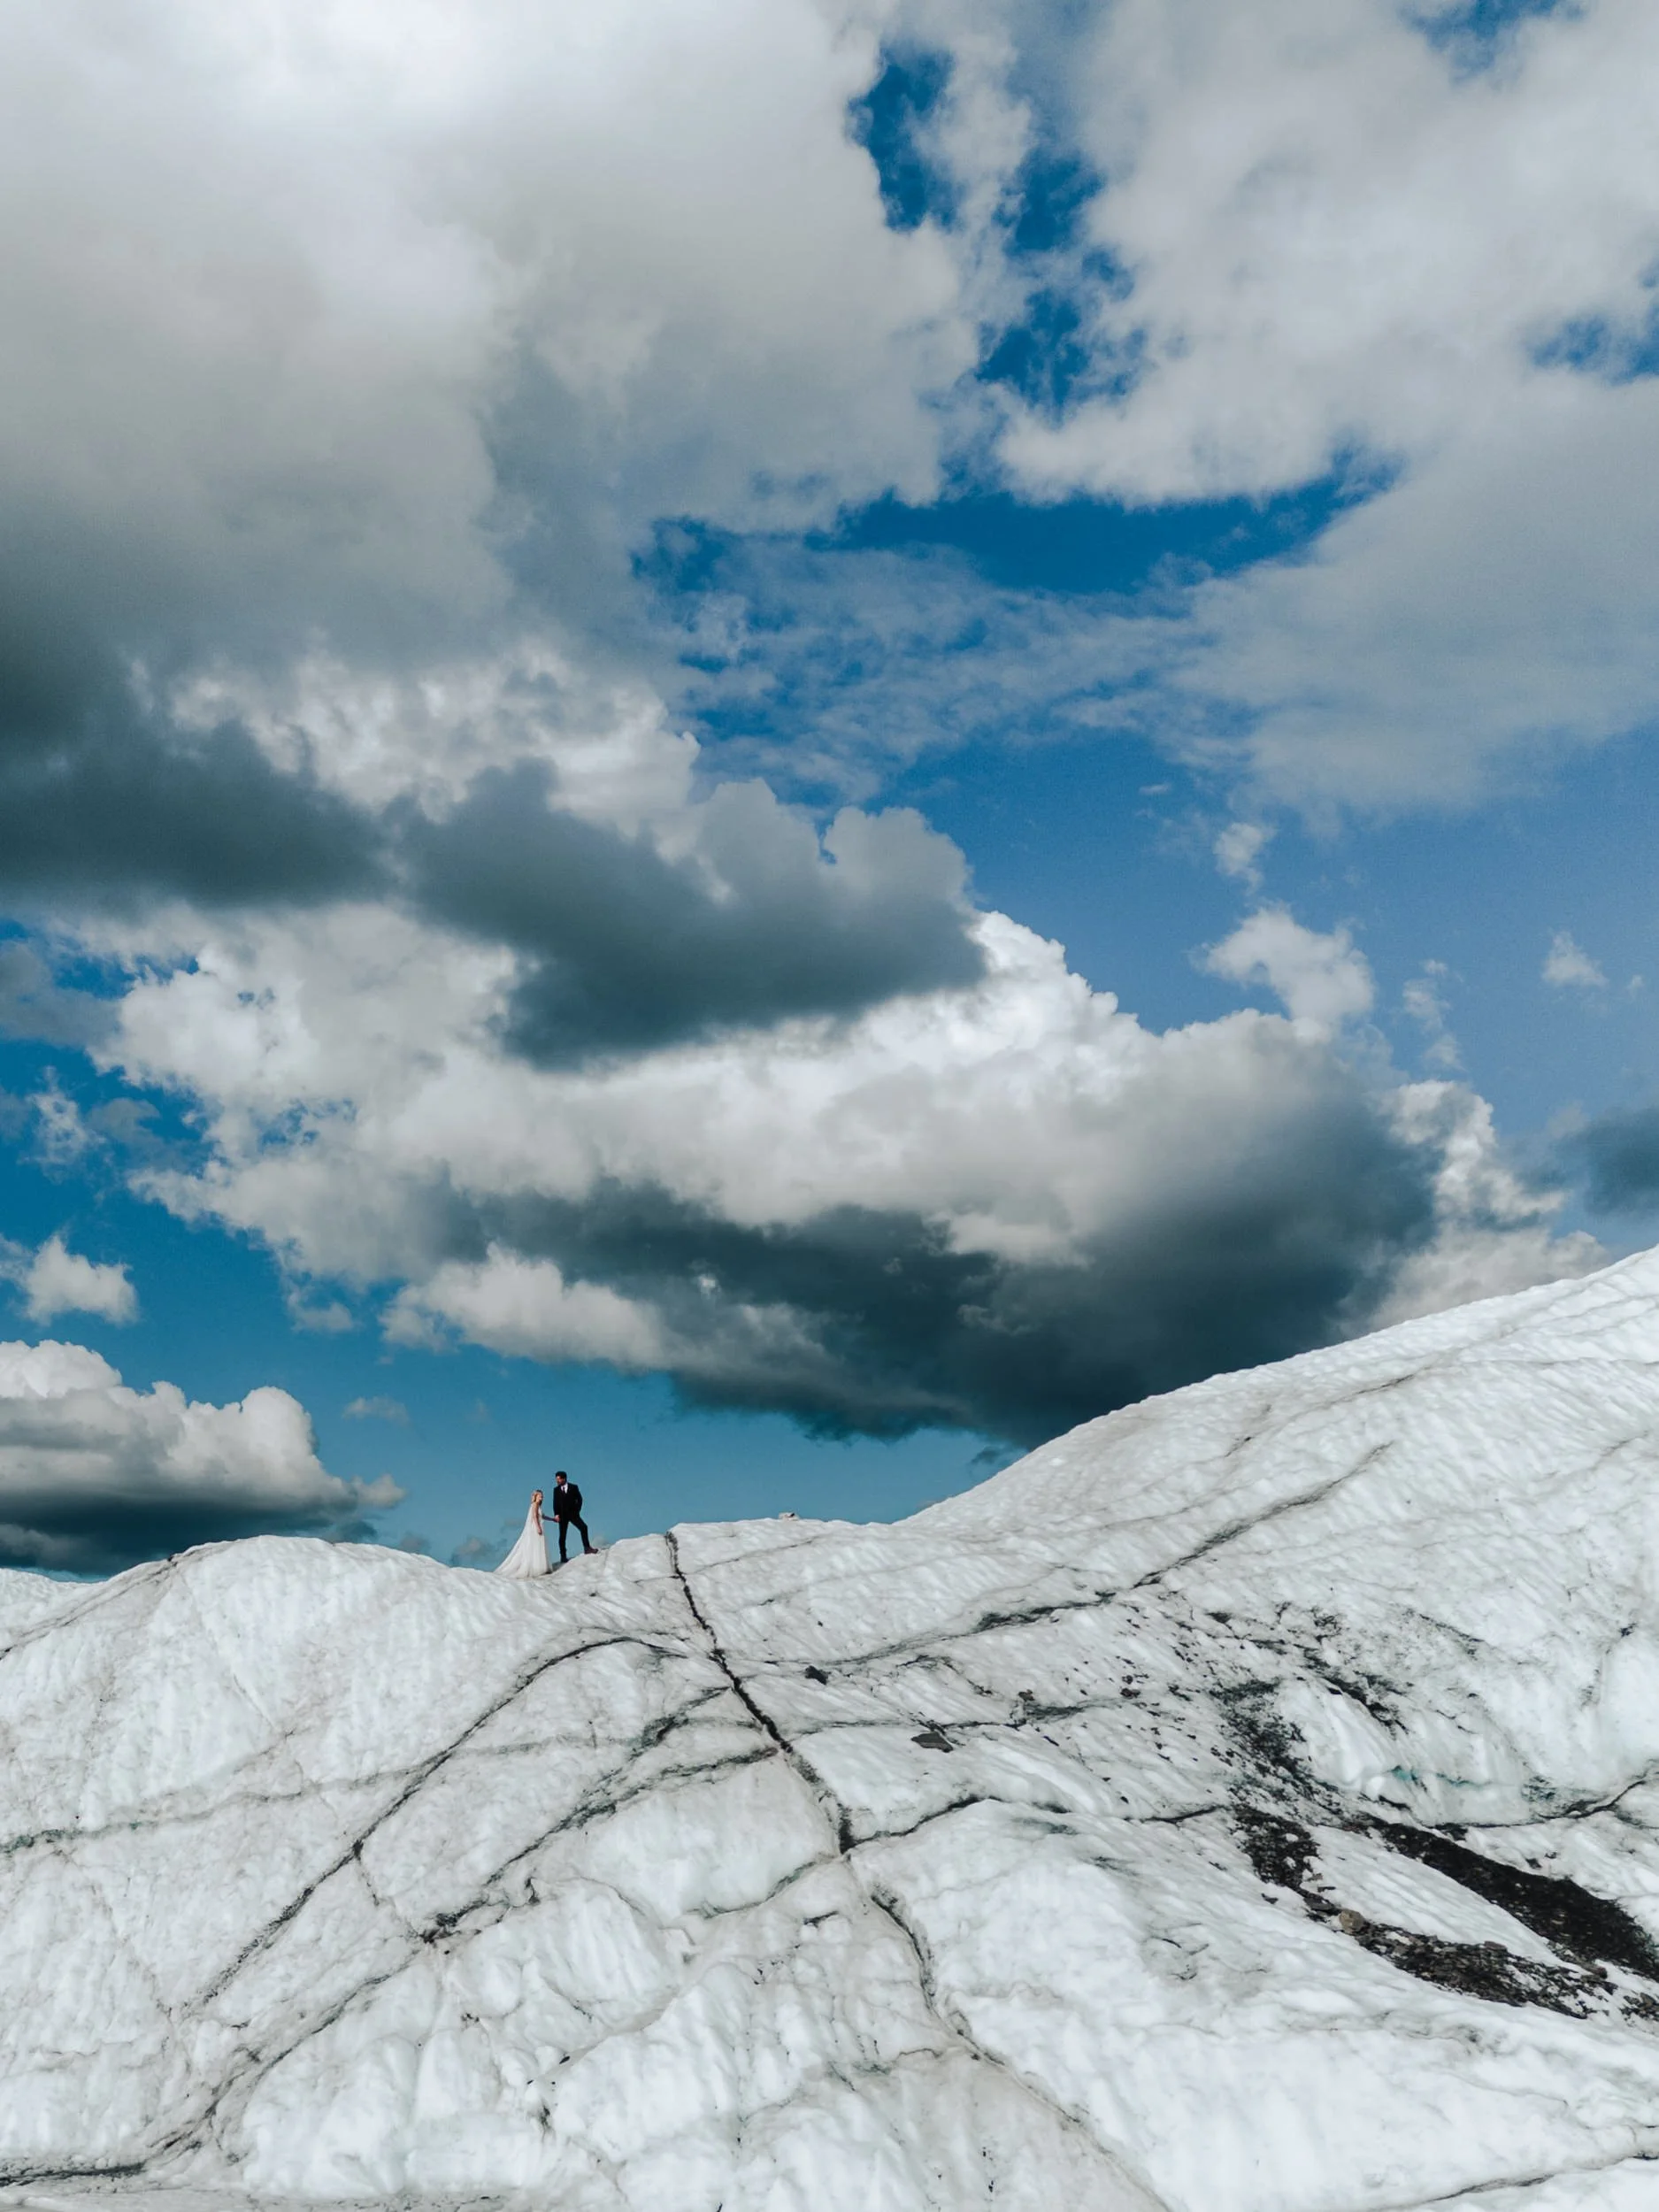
[[0, 0, 1656, 1572]]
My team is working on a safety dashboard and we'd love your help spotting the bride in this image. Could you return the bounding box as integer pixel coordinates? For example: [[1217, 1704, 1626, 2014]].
[[495, 1488, 550, 1578]]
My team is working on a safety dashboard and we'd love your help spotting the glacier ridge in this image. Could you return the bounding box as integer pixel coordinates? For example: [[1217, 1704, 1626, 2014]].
[[11, 1254, 1659, 2206]]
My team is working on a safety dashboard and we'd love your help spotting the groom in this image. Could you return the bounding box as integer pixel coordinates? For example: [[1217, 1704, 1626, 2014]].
[[552, 1470, 595, 1562]]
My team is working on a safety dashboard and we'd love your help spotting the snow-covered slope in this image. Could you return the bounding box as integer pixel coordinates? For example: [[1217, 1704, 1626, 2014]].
[[12, 1256, 1659, 2210]]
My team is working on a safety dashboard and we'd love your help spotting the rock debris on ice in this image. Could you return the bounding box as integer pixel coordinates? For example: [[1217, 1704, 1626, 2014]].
[[13, 1253, 1659, 2207]]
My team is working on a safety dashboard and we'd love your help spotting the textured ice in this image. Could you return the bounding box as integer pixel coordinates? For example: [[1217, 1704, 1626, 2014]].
[[13, 1255, 1659, 2208]]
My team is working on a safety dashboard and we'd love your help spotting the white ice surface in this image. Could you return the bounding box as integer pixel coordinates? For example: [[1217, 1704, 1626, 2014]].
[[13, 1253, 1659, 2206]]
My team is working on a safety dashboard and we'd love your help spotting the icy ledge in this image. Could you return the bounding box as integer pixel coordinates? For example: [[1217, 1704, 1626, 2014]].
[[14, 1258, 1659, 2208]]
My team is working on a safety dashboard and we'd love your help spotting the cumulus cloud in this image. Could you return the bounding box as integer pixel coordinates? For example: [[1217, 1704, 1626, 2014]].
[[0, 0, 1626, 1476], [1370, 1083, 1601, 1326], [386, 1252, 666, 1369], [0, 0, 1651, 854], [0, 645, 986, 1060], [1544, 931, 1609, 990], [91, 902, 1593, 1448], [1010, 0, 1659, 501], [976, 0, 1659, 810], [0, 1339, 398, 1572], [1202, 910, 1374, 1032], [0, 0, 967, 758], [288, 1294, 357, 1336], [0, 696, 381, 916], [0, 0, 1644, 861], [0, 1233, 139, 1326], [0, 627, 985, 1033], [0, 0, 996, 949], [401, 762, 984, 1061]]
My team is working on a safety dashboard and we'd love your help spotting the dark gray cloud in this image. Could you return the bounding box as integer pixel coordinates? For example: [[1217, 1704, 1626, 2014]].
[[0, 1347, 397, 1576], [454, 1070, 1437, 1444], [1562, 1102, 1659, 1214], [0, 718, 982, 1062], [0, 506, 387, 910], [0, 0, 976, 947], [0, 1486, 382, 1579], [402, 763, 984, 1061], [0, 695, 380, 913]]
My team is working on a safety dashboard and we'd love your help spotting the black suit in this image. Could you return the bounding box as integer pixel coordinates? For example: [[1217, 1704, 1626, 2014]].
[[553, 1483, 593, 1560]]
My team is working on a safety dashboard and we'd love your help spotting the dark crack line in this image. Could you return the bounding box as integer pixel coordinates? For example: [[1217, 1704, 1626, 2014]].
[[1472, 1762, 1659, 1831], [666, 1531, 856, 1854], [1127, 1802, 1229, 1827], [697, 1552, 1266, 1687], [3, 1777, 397, 1861], [1011, 1355, 1448, 1556], [1132, 1441, 1393, 1590], [848, 1791, 1229, 1857], [0, 1558, 174, 1670], [188, 1724, 888, 2167], [672, 1579, 1130, 1688], [849, 1794, 994, 1851], [864, 1885, 1173, 2210], [127, 1689, 792, 2168], [428, 1736, 781, 1932], [189, 1630, 665, 2011], [0, 2153, 154, 2189], [15, 1670, 773, 2185], [1374, 2143, 1659, 2211], [786, 1695, 1214, 1743], [0, 1685, 739, 1863], [173, 1946, 425, 2177]]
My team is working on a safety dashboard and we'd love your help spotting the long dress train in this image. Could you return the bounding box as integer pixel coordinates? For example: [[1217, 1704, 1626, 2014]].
[[495, 1496, 550, 1578]]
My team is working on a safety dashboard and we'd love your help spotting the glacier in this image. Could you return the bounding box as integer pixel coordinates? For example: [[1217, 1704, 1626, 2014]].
[[11, 1256, 1659, 2208]]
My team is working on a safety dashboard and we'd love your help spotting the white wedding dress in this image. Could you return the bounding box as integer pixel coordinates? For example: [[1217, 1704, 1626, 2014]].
[[495, 1496, 550, 1578]]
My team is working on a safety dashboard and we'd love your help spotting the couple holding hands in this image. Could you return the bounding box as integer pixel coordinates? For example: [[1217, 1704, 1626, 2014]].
[[495, 1471, 595, 1579]]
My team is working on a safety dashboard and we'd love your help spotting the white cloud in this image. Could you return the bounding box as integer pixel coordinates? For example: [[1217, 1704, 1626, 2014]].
[[29, 1087, 94, 1169], [0, 0, 1649, 838], [1402, 964, 1461, 1072], [387, 1251, 669, 1368], [82, 895, 1593, 1443], [1214, 822, 1273, 894], [343, 1394, 410, 1425], [288, 1293, 357, 1335], [979, 0, 1659, 811], [0, 1339, 397, 1572], [25, 1234, 136, 1325], [1156, 377, 1659, 810], [0, 0, 1627, 1459], [0, 941, 115, 1048], [0, 1338, 119, 1396], [172, 646, 703, 825], [0, 0, 1649, 826], [1544, 931, 1609, 991], [0, 1233, 137, 1325], [0, 0, 973, 689], [1010, 0, 1659, 503], [1369, 1083, 1603, 1329], [1202, 908, 1374, 1032]]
